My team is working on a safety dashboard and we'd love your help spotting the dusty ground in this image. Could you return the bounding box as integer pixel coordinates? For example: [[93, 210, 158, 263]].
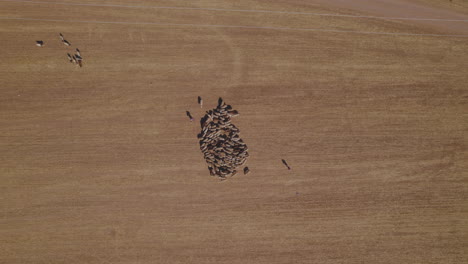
[[1, 0, 467, 263]]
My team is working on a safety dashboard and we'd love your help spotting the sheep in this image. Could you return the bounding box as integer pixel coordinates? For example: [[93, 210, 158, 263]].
[[67, 53, 73, 63], [198, 96, 203, 108]]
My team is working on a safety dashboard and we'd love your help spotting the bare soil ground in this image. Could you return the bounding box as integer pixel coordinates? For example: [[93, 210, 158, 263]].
[[1, 0, 467, 263]]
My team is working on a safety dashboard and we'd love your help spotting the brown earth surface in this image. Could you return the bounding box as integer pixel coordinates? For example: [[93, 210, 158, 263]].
[[1, 0, 467, 263]]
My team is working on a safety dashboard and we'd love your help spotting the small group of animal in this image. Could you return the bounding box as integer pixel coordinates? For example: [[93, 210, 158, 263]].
[[60, 33, 84, 67], [59, 33, 71, 46], [67, 48, 83, 67], [36, 33, 84, 67], [35, 33, 71, 47]]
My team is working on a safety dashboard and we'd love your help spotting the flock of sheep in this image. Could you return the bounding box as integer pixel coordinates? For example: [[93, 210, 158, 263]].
[[198, 98, 250, 179], [36, 33, 84, 67], [35, 34, 292, 179]]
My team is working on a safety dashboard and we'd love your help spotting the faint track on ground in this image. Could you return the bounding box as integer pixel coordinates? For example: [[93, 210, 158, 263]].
[[1, 0, 468, 22], [1, 17, 468, 38]]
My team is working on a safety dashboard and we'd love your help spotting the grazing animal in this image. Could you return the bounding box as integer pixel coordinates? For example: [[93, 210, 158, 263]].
[[67, 53, 73, 63], [230, 170, 238, 177], [63, 39, 71, 46], [228, 110, 239, 117], [200, 116, 211, 128], [72, 55, 77, 64], [224, 148, 233, 154], [198, 96, 203, 108], [208, 166, 215, 176], [239, 159, 247, 166], [186, 111, 194, 122], [218, 97, 224, 107], [243, 167, 250, 175], [281, 159, 291, 170], [59, 33, 64, 41], [75, 48, 81, 57], [36, 41, 44, 47]]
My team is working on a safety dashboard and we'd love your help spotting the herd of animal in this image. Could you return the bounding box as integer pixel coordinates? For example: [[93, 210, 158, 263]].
[[192, 97, 292, 180], [36, 33, 84, 67], [35, 34, 291, 178], [198, 98, 249, 180]]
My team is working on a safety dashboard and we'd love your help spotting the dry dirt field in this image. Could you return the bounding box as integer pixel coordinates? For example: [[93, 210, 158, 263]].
[[1, 0, 467, 263]]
